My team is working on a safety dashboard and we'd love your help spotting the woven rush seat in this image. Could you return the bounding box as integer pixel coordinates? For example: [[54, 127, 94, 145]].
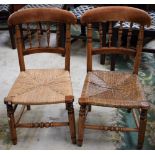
[[5, 69, 73, 105], [79, 70, 149, 109]]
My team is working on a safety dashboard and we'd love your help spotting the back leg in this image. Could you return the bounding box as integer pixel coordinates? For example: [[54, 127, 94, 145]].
[[27, 105, 31, 110]]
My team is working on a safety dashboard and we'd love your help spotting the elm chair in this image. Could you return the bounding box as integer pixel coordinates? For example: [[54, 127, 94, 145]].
[[77, 6, 151, 149], [5, 8, 77, 145]]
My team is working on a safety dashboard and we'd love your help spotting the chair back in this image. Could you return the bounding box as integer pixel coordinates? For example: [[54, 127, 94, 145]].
[[8, 8, 77, 71], [81, 6, 151, 74]]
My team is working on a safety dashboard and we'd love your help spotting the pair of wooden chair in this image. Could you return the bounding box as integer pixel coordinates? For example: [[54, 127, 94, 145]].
[[5, 6, 151, 149]]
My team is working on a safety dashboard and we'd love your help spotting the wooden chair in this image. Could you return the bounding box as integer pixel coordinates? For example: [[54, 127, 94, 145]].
[[5, 8, 77, 145], [77, 6, 151, 149]]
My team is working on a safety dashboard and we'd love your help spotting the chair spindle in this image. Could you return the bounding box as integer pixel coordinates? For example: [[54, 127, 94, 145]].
[[99, 23, 103, 48], [27, 24, 32, 48], [118, 21, 123, 47], [127, 22, 133, 48], [37, 22, 41, 47], [56, 23, 61, 47], [46, 22, 51, 47], [108, 22, 113, 47]]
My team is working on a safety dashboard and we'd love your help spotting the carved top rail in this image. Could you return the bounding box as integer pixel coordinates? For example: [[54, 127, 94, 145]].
[[8, 8, 77, 25], [80, 6, 151, 26]]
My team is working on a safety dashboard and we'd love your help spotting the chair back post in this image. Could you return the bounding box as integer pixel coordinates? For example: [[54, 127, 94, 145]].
[[133, 26, 144, 74], [65, 24, 71, 71], [87, 23, 93, 72], [15, 25, 25, 71]]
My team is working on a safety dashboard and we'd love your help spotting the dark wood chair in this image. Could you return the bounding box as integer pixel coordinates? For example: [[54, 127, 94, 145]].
[[0, 4, 16, 49], [77, 6, 151, 149], [5, 8, 77, 145]]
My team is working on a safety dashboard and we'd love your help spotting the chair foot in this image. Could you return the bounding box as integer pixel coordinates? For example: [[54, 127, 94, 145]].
[[137, 145, 143, 150], [127, 109, 131, 113], [77, 140, 83, 147], [88, 105, 91, 112], [71, 137, 76, 144], [62, 53, 65, 57], [110, 55, 116, 71], [12, 139, 17, 145], [137, 109, 148, 150], [65, 103, 68, 110], [27, 105, 31, 111], [67, 102, 76, 144], [100, 54, 106, 65], [6, 103, 17, 145], [78, 105, 87, 147]]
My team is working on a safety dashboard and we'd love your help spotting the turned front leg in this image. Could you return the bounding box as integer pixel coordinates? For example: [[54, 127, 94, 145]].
[[77, 105, 87, 146], [6, 103, 17, 145], [67, 102, 76, 144], [137, 109, 148, 149]]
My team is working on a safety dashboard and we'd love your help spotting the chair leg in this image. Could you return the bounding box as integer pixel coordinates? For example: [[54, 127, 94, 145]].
[[81, 25, 86, 42], [77, 105, 87, 146], [65, 103, 68, 110], [100, 54, 106, 65], [88, 105, 91, 112], [27, 105, 31, 111], [8, 26, 16, 49], [127, 109, 131, 113], [110, 55, 116, 71], [67, 103, 76, 144], [137, 109, 148, 149], [6, 103, 17, 145], [81, 25, 86, 37]]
